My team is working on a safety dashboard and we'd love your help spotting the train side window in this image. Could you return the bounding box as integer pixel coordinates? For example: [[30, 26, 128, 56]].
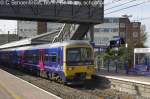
[[28, 54, 32, 61], [33, 54, 36, 64], [50, 53, 57, 63], [58, 49, 60, 64], [36, 53, 39, 61], [45, 54, 50, 64], [45, 54, 49, 61]]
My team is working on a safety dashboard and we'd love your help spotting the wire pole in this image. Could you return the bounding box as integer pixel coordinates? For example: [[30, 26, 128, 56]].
[[125, 17, 129, 74], [7, 31, 10, 43], [122, 15, 132, 74]]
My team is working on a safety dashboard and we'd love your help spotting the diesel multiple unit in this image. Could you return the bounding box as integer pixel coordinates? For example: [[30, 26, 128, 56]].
[[0, 40, 95, 84]]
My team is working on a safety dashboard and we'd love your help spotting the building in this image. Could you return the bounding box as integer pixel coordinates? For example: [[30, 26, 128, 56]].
[[17, 21, 37, 38], [94, 17, 119, 46], [17, 18, 141, 46], [94, 17, 141, 47], [119, 18, 141, 47], [17, 21, 63, 38]]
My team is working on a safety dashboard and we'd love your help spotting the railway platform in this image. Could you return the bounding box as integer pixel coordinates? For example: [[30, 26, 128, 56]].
[[95, 70, 150, 98], [0, 68, 61, 99]]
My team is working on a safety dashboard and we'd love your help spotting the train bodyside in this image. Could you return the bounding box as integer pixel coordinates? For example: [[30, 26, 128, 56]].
[[0, 45, 66, 82], [0, 41, 95, 84]]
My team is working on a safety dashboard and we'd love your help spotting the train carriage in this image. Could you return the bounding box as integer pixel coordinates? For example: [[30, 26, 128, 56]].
[[0, 40, 95, 84]]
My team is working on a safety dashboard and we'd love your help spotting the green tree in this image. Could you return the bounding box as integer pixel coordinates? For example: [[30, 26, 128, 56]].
[[136, 25, 147, 48]]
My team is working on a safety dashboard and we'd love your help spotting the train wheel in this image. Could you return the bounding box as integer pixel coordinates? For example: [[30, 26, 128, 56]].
[[40, 70, 48, 78], [46, 72, 49, 79], [37, 70, 40, 77], [48, 72, 53, 81], [49, 72, 56, 81], [57, 76, 64, 84]]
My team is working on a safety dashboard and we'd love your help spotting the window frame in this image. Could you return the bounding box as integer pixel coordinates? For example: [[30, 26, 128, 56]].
[[49, 53, 57, 63]]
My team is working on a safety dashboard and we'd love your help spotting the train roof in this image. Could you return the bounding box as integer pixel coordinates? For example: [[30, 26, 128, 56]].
[[0, 31, 59, 50], [0, 40, 91, 51]]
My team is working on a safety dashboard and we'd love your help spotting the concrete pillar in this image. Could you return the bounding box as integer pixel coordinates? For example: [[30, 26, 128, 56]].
[[89, 24, 94, 42], [37, 22, 47, 35]]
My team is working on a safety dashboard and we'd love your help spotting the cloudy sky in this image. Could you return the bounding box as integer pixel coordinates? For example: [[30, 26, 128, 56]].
[[0, 0, 150, 46]]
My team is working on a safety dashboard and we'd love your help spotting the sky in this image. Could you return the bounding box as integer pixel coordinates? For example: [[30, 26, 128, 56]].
[[0, 0, 150, 46], [0, 20, 17, 34]]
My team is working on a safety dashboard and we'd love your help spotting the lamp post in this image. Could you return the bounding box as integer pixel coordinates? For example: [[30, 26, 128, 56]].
[[122, 15, 132, 74], [114, 47, 119, 73], [7, 31, 10, 43]]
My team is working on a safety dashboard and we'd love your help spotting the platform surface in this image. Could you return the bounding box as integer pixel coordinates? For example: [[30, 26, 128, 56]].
[[0, 69, 61, 99], [96, 70, 150, 85]]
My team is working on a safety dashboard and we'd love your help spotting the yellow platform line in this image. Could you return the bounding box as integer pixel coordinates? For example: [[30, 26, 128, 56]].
[[0, 81, 21, 99]]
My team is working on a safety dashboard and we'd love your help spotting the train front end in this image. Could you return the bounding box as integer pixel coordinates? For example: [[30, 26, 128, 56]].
[[63, 41, 95, 84]]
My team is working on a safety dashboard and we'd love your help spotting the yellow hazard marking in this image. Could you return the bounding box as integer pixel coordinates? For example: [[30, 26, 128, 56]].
[[0, 81, 21, 99]]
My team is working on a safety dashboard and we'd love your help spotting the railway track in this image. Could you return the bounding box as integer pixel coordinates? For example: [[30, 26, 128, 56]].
[[0, 65, 148, 99]]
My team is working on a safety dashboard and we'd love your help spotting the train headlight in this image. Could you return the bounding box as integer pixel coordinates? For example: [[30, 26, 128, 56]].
[[68, 67, 74, 71], [87, 66, 90, 69]]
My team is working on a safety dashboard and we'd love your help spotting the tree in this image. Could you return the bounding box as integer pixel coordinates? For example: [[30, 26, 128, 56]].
[[97, 24, 148, 70], [137, 25, 148, 48]]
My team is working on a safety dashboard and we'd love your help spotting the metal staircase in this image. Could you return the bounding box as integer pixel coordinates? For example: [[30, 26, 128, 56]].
[[71, 24, 90, 40], [52, 24, 78, 43], [52, 24, 72, 43], [52, 23, 94, 42]]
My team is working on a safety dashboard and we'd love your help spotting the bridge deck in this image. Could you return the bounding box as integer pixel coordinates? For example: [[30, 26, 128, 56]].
[[0, 1, 103, 24]]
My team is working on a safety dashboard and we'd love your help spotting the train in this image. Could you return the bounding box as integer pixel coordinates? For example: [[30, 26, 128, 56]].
[[0, 40, 95, 84]]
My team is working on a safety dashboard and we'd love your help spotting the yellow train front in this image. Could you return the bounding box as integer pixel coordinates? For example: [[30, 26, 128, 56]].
[[63, 41, 95, 84]]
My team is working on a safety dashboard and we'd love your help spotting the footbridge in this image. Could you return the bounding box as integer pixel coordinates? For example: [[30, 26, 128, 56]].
[[0, 0, 103, 24], [0, 0, 104, 48]]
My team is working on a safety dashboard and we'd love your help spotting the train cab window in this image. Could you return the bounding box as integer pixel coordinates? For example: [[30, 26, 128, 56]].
[[50, 53, 57, 63], [66, 47, 94, 66]]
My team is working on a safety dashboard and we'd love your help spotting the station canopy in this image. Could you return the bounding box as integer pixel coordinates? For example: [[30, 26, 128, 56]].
[[134, 48, 150, 53], [134, 48, 150, 68]]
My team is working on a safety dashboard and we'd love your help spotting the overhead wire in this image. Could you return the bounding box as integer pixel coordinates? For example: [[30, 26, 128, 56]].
[[104, 0, 124, 6], [104, 0, 137, 11], [105, 0, 150, 15], [134, 17, 150, 21]]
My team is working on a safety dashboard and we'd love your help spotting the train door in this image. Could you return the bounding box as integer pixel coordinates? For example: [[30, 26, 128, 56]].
[[44, 49, 50, 69], [39, 49, 45, 70], [17, 51, 24, 65], [58, 47, 63, 70]]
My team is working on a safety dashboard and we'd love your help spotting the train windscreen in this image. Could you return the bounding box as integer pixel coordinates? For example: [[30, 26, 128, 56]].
[[66, 47, 94, 66]]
